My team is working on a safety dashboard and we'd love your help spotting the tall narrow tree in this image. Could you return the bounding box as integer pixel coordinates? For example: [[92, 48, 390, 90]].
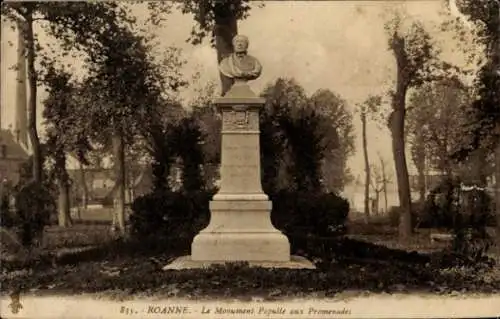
[[379, 155, 391, 214], [358, 95, 381, 222], [385, 13, 442, 240]]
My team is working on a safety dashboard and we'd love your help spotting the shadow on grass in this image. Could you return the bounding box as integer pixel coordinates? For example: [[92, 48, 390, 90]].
[[1, 235, 498, 298]]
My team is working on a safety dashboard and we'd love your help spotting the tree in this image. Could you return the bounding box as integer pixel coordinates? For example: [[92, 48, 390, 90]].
[[2, 2, 188, 238], [309, 89, 356, 193], [191, 81, 221, 189], [283, 107, 330, 193], [258, 78, 352, 194], [141, 100, 187, 192], [83, 39, 181, 235], [259, 78, 308, 193], [385, 12, 449, 240], [370, 166, 384, 216], [369, 154, 394, 216], [1, 2, 137, 184], [357, 95, 382, 221], [378, 155, 392, 214], [42, 65, 91, 227], [2, 2, 134, 233], [407, 77, 476, 201], [406, 84, 433, 202], [448, 0, 500, 251], [169, 117, 206, 193]]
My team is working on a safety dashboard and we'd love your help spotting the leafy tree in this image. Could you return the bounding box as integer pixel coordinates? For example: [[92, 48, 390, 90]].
[[170, 117, 206, 193], [191, 81, 221, 189], [142, 101, 187, 192], [1, 2, 138, 235], [447, 0, 500, 250], [384, 11, 457, 240], [42, 65, 91, 227], [7, 2, 187, 235], [79, 28, 184, 235], [309, 89, 356, 193], [283, 107, 330, 193], [406, 96, 432, 202], [407, 77, 476, 192], [0, 2, 137, 184], [259, 78, 308, 193], [259, 78, 350, 194]]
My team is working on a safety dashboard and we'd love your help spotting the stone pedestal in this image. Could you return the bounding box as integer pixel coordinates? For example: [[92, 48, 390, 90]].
[[164, 83, 314, 270]]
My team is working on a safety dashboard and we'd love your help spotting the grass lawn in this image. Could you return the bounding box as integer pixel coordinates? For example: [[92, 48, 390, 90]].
[[1, 220, 499, 300]]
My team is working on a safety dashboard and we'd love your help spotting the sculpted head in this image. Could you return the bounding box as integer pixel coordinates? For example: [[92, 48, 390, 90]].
[[232, 35, 249, 54]]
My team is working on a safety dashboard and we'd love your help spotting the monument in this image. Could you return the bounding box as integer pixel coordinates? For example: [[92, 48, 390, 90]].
[[164, 35, 314, 269]]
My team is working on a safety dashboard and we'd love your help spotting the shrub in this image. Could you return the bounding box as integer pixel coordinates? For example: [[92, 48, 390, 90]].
[[387, 203, 421, 228], [13, 182, 55, 247], [451, 188, 494, 262], [414, 178, 494, 262], [416, 179, 494, 228], [270, 191, 349, 253], [129, 190, 213, 239], [1, 187, 15, 228], [130, 189, 349, 256]]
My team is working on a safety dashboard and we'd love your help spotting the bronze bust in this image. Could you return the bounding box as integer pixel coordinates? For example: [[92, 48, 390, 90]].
[[219, 35, 262, 82]]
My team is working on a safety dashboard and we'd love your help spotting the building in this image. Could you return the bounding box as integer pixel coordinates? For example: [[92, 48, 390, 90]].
[[0, 129, 29, 185], [67, 164, 154, 208]]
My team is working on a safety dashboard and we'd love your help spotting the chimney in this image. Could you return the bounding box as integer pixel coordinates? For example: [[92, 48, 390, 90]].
[[15, 21, 29, 150]]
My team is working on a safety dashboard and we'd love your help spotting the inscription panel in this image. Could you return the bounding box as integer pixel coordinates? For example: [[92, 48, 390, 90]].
[[222, 109, 259, 131], [220, 134, 262, 193]]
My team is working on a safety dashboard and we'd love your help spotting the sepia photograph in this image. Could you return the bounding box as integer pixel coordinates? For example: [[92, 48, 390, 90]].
[[0, 0, 499, 318]]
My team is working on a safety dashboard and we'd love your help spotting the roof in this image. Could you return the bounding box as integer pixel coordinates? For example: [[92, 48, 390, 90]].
[[0, 129, 30, 160]]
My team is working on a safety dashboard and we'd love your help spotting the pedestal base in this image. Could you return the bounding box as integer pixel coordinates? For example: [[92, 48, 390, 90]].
[[163, 255, 316, 270], [191, 231, 290, 261], [191, 199, 294, 262]]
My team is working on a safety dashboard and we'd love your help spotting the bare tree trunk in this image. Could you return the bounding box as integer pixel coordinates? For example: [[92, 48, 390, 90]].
[[79, 162, 88, 210], [389, 29, 413, 241], [112, 134, 126, 237], [414, 141, 427, 202], [374, 191, 380, 216], [24, 14, 42, 183], [56, 152, 72, 227], [361, 112, 371, 222], [213, 3, 238, 95], [380, 157, 389, 214], [390, 100, 413, 241], [57, 177, 71, 227]]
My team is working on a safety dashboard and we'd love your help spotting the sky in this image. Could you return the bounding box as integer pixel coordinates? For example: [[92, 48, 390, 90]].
[[0, 1, 476, 178]]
